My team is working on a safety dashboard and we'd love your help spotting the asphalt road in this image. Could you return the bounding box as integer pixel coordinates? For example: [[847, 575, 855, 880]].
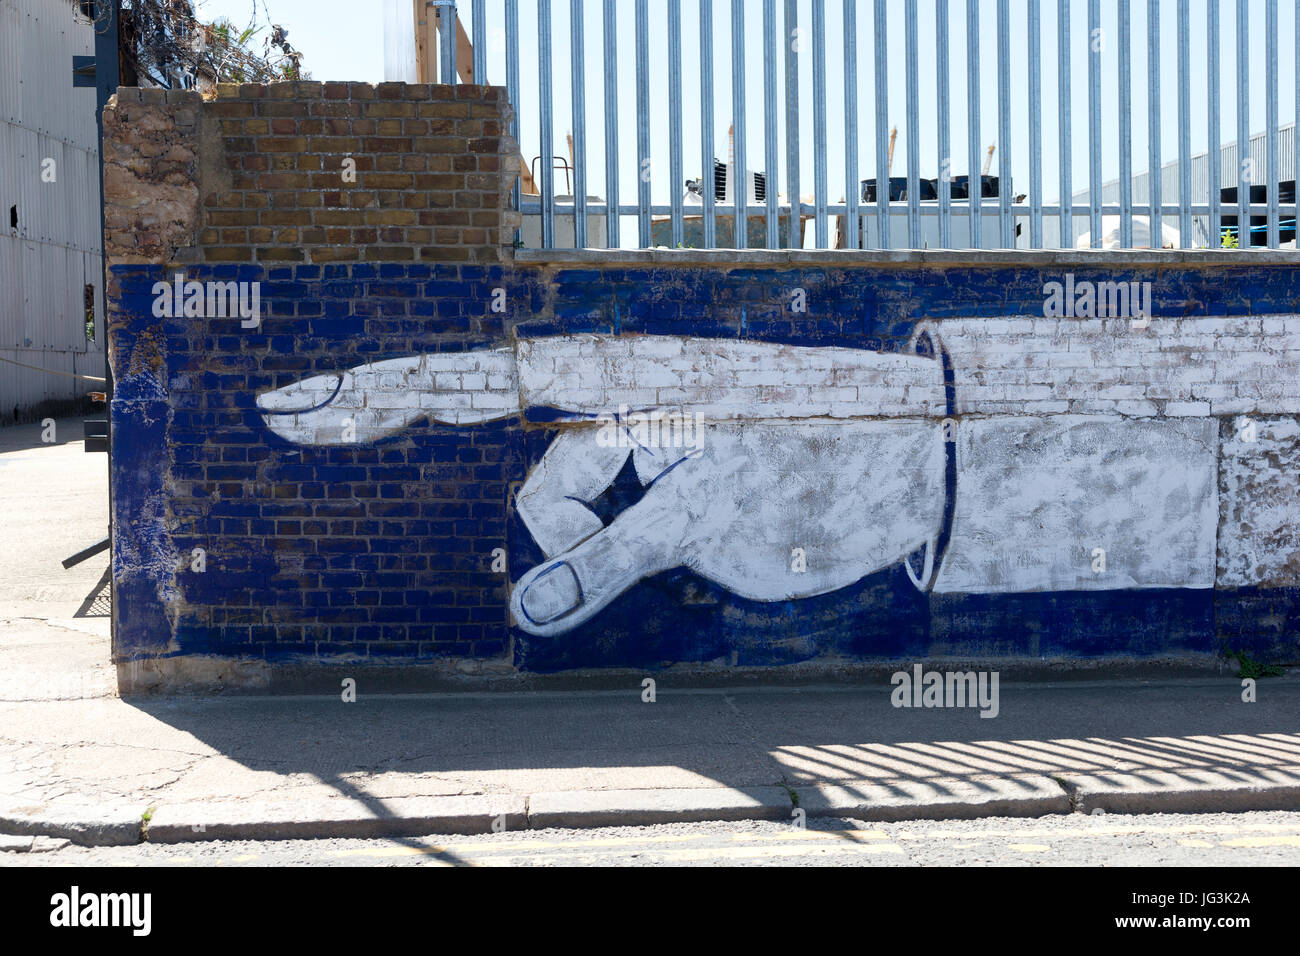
[[6, 810, 1300, 867]]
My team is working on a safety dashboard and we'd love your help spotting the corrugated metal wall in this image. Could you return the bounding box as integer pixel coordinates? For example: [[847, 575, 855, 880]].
[[1069, 123, 1299, 248], [0, 0, 103, 419]]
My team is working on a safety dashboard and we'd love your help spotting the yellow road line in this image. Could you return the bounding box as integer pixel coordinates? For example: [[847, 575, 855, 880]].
[[1219, 835, 1300, 848], [898, 823, 1300, 840], [471, 843, 907, 865], [631, 843, 905, 861], [329, 828, 893, 859], [329, 832, 709, 858]]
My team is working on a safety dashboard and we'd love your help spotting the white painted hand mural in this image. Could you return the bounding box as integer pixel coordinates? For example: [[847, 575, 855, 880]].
[[257, 333, 1219, 637], [508, 420, 947, 636]]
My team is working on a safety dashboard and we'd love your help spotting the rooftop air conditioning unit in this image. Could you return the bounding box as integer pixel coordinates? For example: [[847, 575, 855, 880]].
[[716, 159, 765, 205]]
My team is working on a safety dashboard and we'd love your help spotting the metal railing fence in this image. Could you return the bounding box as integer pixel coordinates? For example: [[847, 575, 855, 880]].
[[427, 0, 1300, 251]]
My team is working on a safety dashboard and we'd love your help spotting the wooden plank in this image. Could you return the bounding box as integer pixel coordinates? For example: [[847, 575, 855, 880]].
[[520, 156, 539, 195], [455, 15, 475, 82], [413, 0, 431, 83]]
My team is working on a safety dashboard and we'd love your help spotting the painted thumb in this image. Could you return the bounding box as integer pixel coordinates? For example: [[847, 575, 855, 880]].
[[510, 486, 689, 638]]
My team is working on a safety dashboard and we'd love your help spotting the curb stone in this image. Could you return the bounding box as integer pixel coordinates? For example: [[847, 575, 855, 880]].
[[1060, 766, 1300, 815], [795, 774, 1073, 821], [526, 786, 795, 829], [144, 795, 528, 843], [0, 804, 145, 847], [5, 772, 1300, 846]]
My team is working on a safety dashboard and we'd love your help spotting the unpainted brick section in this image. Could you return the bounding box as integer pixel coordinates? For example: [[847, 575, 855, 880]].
[[103, 81, 520, 268]]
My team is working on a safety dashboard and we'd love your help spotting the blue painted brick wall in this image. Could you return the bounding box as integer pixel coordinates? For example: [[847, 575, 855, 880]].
[[110, 258, 1300, 670]]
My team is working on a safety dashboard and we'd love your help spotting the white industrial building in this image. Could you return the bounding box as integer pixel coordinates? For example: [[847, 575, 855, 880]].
[[1058, 123, 1299, 250], [0, 0, 104, 423]]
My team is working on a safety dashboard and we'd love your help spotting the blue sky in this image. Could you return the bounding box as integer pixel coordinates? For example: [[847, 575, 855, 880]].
[[200, 1, 1298, 215]]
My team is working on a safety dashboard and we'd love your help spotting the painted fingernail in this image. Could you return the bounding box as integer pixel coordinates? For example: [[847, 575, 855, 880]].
[[519, 562, 582, 625]]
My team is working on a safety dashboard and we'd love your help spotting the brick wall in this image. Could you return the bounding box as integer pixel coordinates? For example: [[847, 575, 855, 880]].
[[103, 82, 1300, 690], [197, 81, 517, 265]]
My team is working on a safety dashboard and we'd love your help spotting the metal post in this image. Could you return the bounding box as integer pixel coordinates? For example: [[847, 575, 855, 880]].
[[731, 0, 748, 249], [571, 0, 587, 247], [874, 0, 889, 248], [764, 0, 779, 248], [1178, 0, 1192, 246], [636, 0, 651, 247], [1057, 0, 1071, 246], [1208, 0, 1220, 246], [538, 0, 554, 248], [669, 0, 684, 247], [1119, 0, 1133, 247], [602, 0, 620, 246], [967, 0, 981, 248], [937, 0, 951, 248], [812, 0, 827, 248], [999, 0, 1014, 248], [783, 0, 801, 249], [1235, 0, 1248, 248], [472, 0, 486, 81], [905, 0, 921, 248], [506, 0, 520, 245], [844, 0, 860, 249], [1148, 0, 1162, 245], [1087, 0, 1101, 247], [703, 0, 717, 247], [1029, 0, 1043, 248], [439, 0, 458, 84], [1266, 0, 1280, 248]]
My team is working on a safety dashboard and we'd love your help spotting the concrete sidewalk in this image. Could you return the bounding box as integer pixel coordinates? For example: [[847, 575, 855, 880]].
[[1, 676, 1298, 846]]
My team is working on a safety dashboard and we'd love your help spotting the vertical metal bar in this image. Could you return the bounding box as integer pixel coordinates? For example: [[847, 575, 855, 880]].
[[571, 0, 588, 247], [93, 0, 119, 477], [1119, 0, 1132, 247], [999, 0, 1013, 248], [539, 0, 555, 248], [731, 0, 748, 249], [812, 0, 828, 248], [702, 0, 717, 248], [1296, 0, 1299, 227], [635, 0, 651, 248], [1087, 0, 1101, 247], [472, 0, 487, 82], [1057, 0, 1071, 246], [967, 0, 981, 248], [874, 0, 890, 248], [669, 0, 684, 247], [506, 0, 521, 245], [1266, 0, 1279, 248], [602, 0, 620, 246], [784, 0, 801, 249], [905, 0, 921, 247], [1147, 0, 1162, 245], [1208, 0, 1220, 246], [844, 0, 860, 249], [1235, 0, 1248, 247], [764, 0, 779, 248], [937, 0, 951, 248], [440, 0, 458, 84], [1029, 0, 1043, 248], [1178, 0, 1191, 246]]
